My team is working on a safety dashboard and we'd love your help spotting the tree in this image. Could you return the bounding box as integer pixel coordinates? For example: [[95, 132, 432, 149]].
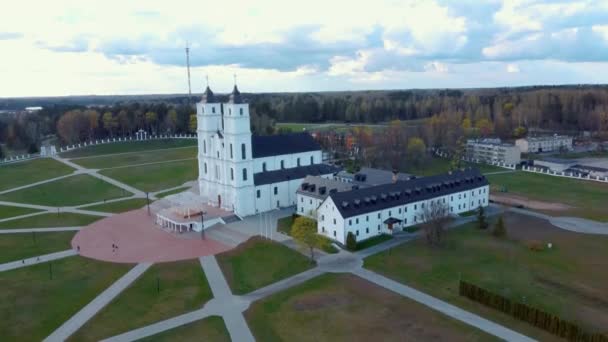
[[165, 109, 178, 133], [492, 215, 507, 238], [475, 118, 494, 137], [513, 126, 527, 138], [188, 114, 197, 133], [57, 110, 88, 144], [102, 112, 117, 137], [145, 111, 158, 132], [477, 206, 488, 230], [450, 136, 466, 170], [291, 217, 319, 262], [0, 146, 4, 159], [420, 201, 451, 247], [84, 109, 100, 140], [27, 143, 38, 154], [406, 137, 426, 167], [346, 232, 357, 251]]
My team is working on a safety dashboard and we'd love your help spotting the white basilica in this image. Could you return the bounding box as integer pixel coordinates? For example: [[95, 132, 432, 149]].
[[196, 85, 338, 217]]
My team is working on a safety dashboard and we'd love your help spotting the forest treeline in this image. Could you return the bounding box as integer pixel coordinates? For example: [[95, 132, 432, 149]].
[[1, 86, 608, 156]]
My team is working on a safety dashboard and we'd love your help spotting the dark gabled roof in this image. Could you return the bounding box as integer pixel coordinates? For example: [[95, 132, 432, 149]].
[[252, 133, 320, 158], [296, 175, 353, 199], [254, 164, 340, 186], [328, 168, 489, 218]]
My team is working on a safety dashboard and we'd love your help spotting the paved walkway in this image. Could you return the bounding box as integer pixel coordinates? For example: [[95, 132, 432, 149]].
[[0, 249, 77, 272], [510, 207, 608, 235], [0, 200, 113, 223], [44, 262, 152, 342], [0, 171, 82, 195], [0, 227, 81, 234], [101, 158, 196, 171]]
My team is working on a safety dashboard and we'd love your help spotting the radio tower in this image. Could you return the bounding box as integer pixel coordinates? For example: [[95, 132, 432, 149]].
[[185, 42, 192, 106]]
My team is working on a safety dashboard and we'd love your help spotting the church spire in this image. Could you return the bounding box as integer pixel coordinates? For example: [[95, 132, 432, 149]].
[[229, 74, 243, 104], [201, 75, 216, 103]]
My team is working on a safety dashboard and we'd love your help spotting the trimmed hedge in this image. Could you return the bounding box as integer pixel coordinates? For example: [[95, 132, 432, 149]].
[[459, 281, 608, 342]]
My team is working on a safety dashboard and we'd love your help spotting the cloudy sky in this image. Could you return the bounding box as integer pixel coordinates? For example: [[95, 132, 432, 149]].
[[1, 0, 608, 97]]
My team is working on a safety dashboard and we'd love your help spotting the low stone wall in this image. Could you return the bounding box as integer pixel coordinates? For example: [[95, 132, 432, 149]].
[[522, 165, 608, 183]]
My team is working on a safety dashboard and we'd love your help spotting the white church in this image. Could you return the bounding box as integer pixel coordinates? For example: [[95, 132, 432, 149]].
[[196, 85, 339, 217]]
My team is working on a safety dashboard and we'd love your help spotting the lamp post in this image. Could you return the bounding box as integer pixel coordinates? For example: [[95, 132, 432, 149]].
[[200, 211, 206, 240], [146, 192, 150, 215]]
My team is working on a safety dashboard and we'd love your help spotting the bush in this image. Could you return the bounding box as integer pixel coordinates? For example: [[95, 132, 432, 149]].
[[492, 215, 507, 238], [346, 232, 357, 251], [477, 206, 488, 230], [28, 143, 39, 154]]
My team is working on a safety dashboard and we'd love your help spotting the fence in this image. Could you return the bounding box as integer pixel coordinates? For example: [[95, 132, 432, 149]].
[[522, 165, 608, 183], [0, 133, 197, 165], [459, 281, 608, 342]]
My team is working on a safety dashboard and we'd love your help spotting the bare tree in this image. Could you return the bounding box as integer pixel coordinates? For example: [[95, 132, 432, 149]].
[[420, 200, 452, 247]]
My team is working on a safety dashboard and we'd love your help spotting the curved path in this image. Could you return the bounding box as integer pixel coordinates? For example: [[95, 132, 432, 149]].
[[509, 207, 608, 235]]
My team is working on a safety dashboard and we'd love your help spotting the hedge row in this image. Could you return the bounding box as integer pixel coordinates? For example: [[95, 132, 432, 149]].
[[459, 281, 608, 342]]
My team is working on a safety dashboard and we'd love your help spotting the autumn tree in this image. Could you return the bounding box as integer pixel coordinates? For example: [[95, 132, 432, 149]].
[[406, 137, 426, 167], [291, 216, 319, 262], [84, 109, 100, 140], [475, 118, 493, 137], [420, 201, 451, 247], [188, 114, 197, 133], [165, 109, 178, 133], [102, 112, 117, 137], [145, 111, 158, 133], [57, 110, 88, 144]]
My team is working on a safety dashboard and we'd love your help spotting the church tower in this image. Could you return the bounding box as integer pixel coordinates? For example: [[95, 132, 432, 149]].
[[197, 85, 223, 203]]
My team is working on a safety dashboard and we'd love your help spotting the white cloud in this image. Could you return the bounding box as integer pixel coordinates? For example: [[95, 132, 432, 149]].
[[506, 63, 520, 73]]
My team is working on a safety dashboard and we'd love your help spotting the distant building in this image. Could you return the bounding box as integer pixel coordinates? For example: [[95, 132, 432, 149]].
[[534, 157, 608, 178], [516, 135, 573, 153], [25, 106, 43, 112], [466, 139, 521, 165], [296, 175, 354, 218], [334, 167, 414, 186], [534, 157, 576, 172]]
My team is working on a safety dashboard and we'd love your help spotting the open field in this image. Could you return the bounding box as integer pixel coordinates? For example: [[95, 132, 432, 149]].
[[0, 256, 131, 341], [0, 158, 74, 192], [487, 171, 608, 221], [217, 236, 313, 295], [70, 146, 197, 169], [155, 186, 191, 198], [60, 139, 197, 158], [0, 205, 42, 220], [71, 259, 212, 341], [0, 213, 101, 229], [364, 212, 608, 338], [403, 157, 506, 176], [139, 316, 230, 342], [0, 174, 129, 206], [0, 231, 75, 264], [246, 273, 497, 341], [80, 198, 148, 213], [100, 159, 197, 192]]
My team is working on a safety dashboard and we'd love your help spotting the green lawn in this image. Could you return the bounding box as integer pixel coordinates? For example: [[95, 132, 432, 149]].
[[246, 273, 497, 342], [60, 139, 197, 158], [0, 174, 129, 206], [154, 186, 190, 198], [0, 158, 74, 192], [140, 316, 230, 342], [100, 159, 197, 192], [70, 146, 197, 169], [364, 213, 608, 338], [355, 234, 392, 250], [487, 171, 608, 221], [276, 216, 293, 235], [0, 213, 101, 229], [0, 205, 42, 220], [80, 198, 148, 213], [0, 257, 132, 341], [70, 259, 212, 341], [403, 157, 505, 177], [0, 231, 75, 264], [217, 237, 314, 295]]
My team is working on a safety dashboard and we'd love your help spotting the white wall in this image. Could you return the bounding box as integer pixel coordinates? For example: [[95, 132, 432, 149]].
[[253, 150, 322, 173]]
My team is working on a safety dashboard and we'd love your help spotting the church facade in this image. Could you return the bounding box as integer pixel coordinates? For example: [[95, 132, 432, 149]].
[[197, 85, 338, 217]]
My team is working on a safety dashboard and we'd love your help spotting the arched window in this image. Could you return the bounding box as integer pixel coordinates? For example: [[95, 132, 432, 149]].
[[203, 140, 206, 154], [262, 162, 267, 172], [204, 162, 207, 174], [230, 168, 234, 180], [242, 168, 248, 181], [230, 144, 233, 159], [241, 143, 246, 160]]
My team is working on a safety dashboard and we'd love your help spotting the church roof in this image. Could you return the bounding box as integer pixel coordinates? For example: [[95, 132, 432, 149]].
[[252, 133, 320, 158], [228, 85, 243, 104], [201, 86, 215, 103], [254, 164, 340, 186]]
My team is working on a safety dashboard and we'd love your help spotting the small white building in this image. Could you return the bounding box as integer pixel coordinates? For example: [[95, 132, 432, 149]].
[[315, 169, 490, 245], [516, 135, 573, 153], [534, 157, 576, 173], [466, 139, 521, 165]]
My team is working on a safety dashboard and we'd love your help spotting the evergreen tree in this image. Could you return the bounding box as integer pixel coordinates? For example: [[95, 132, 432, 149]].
[[346, 232, 357, 251], [492, 215, 507, 238], [477, 206, 488, 230]]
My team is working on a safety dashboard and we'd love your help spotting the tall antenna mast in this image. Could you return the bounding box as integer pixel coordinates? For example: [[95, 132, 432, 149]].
[[185, 41, 192, 106]]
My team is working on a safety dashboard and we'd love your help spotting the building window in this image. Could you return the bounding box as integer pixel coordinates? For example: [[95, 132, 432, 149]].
[[356, 230, 359, 236], [321, 215, 325, 221], [366, 228, 369, 234], [230, 168, 234, 180], [404, 218, 407, 224], [389, 210, 392, 216], [203, 140, 206, 154], [240, 108, 243, 115], [256, 190, 260, 198], [301, 207, 304, 213], [404, 206, 407, 212], [262, 162, 267, 172], [356, 218, 359, 224], [310, 156, 314, 164], [366, 215, 369, 222], [204, 163, 207, 174], [212, 106, 215, 114], [333, 231, 336, 237], [310, 199, 312, 205], [300, 197, 303, 202], [322, 226, 325, 232], [378, 225, 381, 231], [421, 203, 425, 209], [398, 208, 401, 214], [228, 108, 231, 115], [333, 218, 336, 224], [349, 219, 352, 226], [242, 168, 248, 181], [274, 186, 278, 195], [377, 213, 381, 219], [230, 144, 233, 159], [297, 158, 301, 166], [280, 160, 284, 169], [241, 143, 246, 160], [414, 204, 417, 210]]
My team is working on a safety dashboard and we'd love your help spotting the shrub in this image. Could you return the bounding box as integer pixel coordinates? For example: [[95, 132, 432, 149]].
[[346, 232, 357, 251], [477, 206, 488, 230], [492, 215, 507, 238]]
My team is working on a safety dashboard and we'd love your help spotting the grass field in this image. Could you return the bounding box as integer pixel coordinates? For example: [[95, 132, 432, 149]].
[[0, 158, 74, 192], [0, 231, 75, 264], [71, 259, 212, 341], [246, 273, 496, 342], [60, 139, 197, 158], [0, 257, 131, 341], [0, 205, 42, 220], [80, 198, 148, 213], [217, 237, 314, 295], [364, 212, 608, 338], [487, 171, 608, 221], [100, 159, 197, 192], [403, 157, 506, 176], [70, 146, 197, 169], [139, 316, 230, 342], [0, 212, 101, 229], [154, 186, 190, 198], [0, 174, 129, 206]]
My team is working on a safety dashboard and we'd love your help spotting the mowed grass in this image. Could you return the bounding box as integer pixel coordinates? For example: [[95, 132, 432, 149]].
[[0, 158, 74, 192], [0, 205, 42, 220], [217, 236, 314, 294], [71, 259, 212, 341], [80, 198, 148, 213], [100, 159, 197, 192], [0, 257, 132, 341], [70, 146, 197, 169], [246, 273, 497, 342], [364, 213, 608, 338], [0, 174, 129, 206], [60, 139, 197, 158], [139, 316, 230, 342], [154, 186, 190, 198], [0, 213, 101, 229], [0, 231, 75, 264], [403, 157, 506, 177], [487, 171, 608, 221]]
